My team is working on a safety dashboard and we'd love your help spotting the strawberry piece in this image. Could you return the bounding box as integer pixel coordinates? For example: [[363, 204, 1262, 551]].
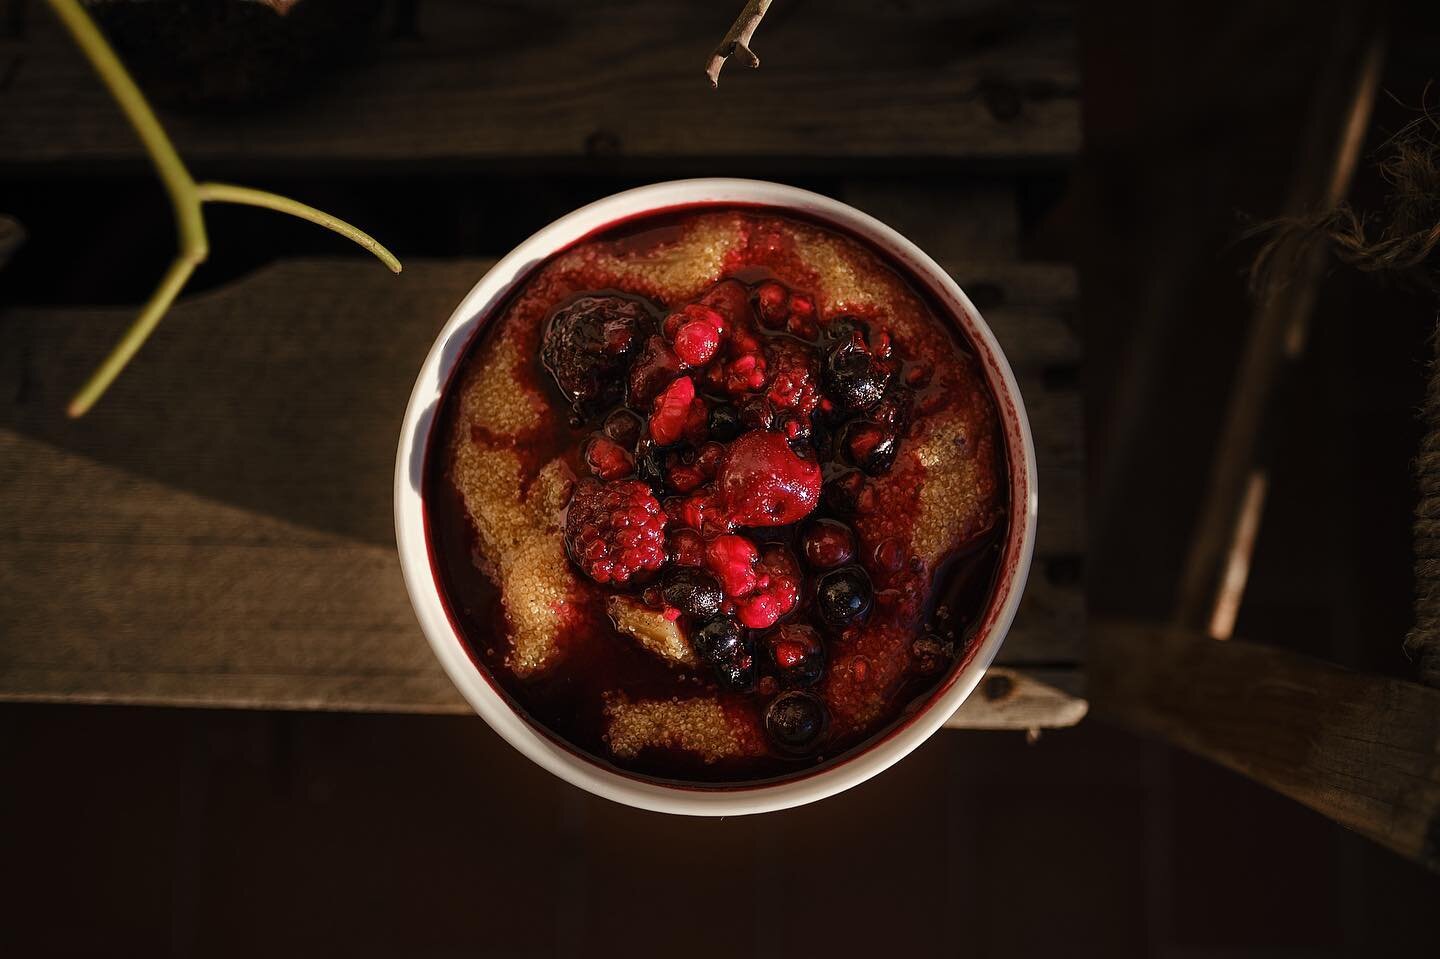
[[717, 430, 822, 527]]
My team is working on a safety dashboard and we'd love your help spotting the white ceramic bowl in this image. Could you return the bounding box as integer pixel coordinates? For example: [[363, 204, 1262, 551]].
[[395, 179, 1037, 816]]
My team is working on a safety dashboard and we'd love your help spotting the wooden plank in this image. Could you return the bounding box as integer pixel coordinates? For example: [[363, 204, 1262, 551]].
[[0, 0, 1079, 169], [943, 667, 1087, 729], [0, 255, 1082, 716], [1090, 621, 1440, 872]]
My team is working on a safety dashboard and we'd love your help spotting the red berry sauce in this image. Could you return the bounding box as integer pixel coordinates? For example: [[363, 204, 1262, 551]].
[[425, 206, 1007, 785]]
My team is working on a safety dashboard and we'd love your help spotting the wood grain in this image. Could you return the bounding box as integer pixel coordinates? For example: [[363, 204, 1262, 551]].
[[0, 253, 1082, 725], [1090, 621, 1440, 872], [0, 0, 1079, 169]]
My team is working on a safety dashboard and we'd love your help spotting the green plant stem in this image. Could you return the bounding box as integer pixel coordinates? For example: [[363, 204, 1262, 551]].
[[46, 0, 401, 418], [47, 0, 207, 261], [196, 183, 402, 274], [67, 254, 199, 418]]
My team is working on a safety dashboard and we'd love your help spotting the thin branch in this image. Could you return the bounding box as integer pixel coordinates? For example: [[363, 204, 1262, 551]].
[[47, 0, 207, 262], [197, 183, 402, 274], [706, 0, 772, 88], [43, 0, 402, 417], [67, 254, 199, 418]]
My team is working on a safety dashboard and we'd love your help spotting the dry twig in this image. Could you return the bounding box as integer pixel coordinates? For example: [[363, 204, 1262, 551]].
[[706, 0, 773, 88]]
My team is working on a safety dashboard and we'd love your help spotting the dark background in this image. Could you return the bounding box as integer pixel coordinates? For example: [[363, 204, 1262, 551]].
[[5, 0, 1440, 955]]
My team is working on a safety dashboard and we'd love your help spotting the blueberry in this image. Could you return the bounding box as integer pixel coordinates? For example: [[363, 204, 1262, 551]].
[[661, 567, 724, 621], [765, 691, 829, 753], [713, 653, 757, 692], [824, 334, 892, 413], [691, 616, 744, 665], [816, 565, 873, 628], [763, 624, 826, 687], [707, 403, 743, 442], [838, 419, 898, 475]]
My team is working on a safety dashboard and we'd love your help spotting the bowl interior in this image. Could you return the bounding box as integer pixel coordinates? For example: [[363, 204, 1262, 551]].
[[394, 179, 1037, 815]]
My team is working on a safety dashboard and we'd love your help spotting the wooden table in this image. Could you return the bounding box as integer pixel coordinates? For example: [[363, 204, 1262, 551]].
[[0, 0, 1084, 730]]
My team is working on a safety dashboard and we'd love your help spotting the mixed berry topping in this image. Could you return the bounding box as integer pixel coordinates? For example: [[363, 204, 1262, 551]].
[[543, 277, 931, 756]]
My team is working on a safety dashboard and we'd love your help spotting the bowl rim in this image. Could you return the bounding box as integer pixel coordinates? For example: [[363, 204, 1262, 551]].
[[393, 178, 1037, 816]]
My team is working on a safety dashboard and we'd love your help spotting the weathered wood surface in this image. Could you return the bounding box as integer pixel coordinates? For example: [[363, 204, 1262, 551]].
[[1090, 622, 1440, 873], [0, 0, 1079, 168], [0, 253, 1083, 723]]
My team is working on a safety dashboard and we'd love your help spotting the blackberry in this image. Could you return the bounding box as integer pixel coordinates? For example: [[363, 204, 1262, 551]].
[[823, 331, 893, 413], [541, 295, 653, 415]]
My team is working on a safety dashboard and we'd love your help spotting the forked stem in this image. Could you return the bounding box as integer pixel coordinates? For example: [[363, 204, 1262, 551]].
[[196, 183, 402, 274], [46, 0, 401, 417]]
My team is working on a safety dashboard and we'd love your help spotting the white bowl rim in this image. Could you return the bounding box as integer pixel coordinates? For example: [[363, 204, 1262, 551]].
[[393, 178, 1038, 816]]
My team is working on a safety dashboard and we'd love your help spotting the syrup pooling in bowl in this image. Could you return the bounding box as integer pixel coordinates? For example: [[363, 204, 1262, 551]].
[[425, 207, 1007, 785]]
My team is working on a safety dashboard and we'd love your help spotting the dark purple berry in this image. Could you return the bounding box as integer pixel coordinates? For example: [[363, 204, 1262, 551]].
[[816, 565, 873, 628], [602, 408, 644, 449], [634, 439, 665, 489], [691, 616, 743, 665], [765, 691, 828, 753], [764, 624, 826, 687], [738, 396, 775, 431], [707, 403, 743, 442], [824, 332, 892, 412], [542, 295, 654, 414], [823, 469, 871, 515], [661, 566, 724, 621], [713, 653, 757, 692]]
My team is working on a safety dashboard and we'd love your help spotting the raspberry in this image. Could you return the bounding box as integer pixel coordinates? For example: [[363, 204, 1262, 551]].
[[564, 478, 667, 585], [648, 376, 696, 446], [723, 351, 768, 394], [734, 545, 801, 628], [717, 430, 822, 527], [705, 534, 760, 597], [542, 295, 654, 414], [765, 338, 821, 418], [671, 487, 726, 535], [584, 436, 634, 480]]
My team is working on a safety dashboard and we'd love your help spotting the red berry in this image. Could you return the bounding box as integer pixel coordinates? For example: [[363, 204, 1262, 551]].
[[717, 430, 822, 527], [734, 544, 801, 628], [765, 339, 821, 417], [705, 534, 760, 597], [649, 376, 696, 446], [801, 519, 856, 569], [564, 478, 667, 584], [668, 528, 705, 567], [584, 436, 634, 480], [665, 455, 705, 493], [674, 316, 724, 366], [756, 281, 789, 328]]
